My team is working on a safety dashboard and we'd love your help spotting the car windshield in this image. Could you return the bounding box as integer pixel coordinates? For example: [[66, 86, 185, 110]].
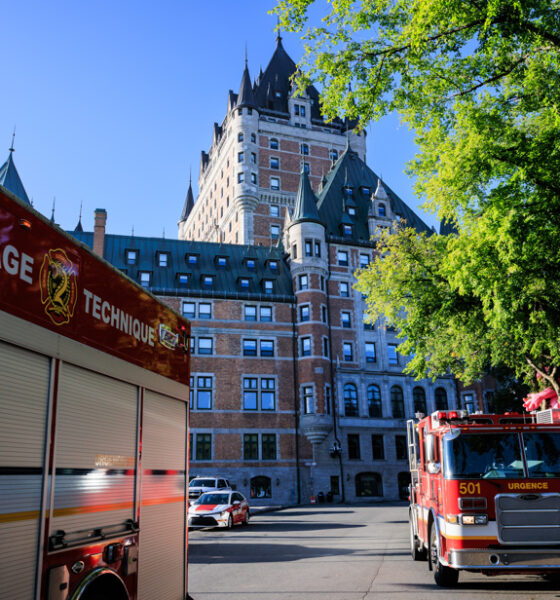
[[523, 432, 560, 477], [189, 479, 216, 488], [443, 433, 524, 479], [196, 493, 229, 505]]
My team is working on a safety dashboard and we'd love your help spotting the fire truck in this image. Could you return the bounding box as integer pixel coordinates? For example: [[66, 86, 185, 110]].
[[407, 409, 560, 587], [0, 187, 191, 600]]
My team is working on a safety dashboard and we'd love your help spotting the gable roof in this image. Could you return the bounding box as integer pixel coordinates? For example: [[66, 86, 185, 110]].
[[317, 145, 431, 241], [0, 152, 30, 205]]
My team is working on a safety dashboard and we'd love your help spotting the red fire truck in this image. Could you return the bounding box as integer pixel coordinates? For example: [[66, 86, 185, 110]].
[[0, 187, 191, 599], [407, 409, 560, 587]]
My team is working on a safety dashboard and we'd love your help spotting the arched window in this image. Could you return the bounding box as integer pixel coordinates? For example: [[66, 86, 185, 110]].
[[391, 385, 405, 419], [344, 383, 359, 417], [270, 138, 279, 150], [355, 472, 383, 497], [435, 387, 448, 410], [250, 476, 272, 498], [413, 387, 427, 415], [378, 203, 386, 217], [367, 384, 382, 418], [398, 472, 411, 500]]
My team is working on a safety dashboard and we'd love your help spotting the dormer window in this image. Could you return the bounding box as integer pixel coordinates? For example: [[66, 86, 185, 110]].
[[158, 252, 169, 267], [187, 253, 198, 265], [342, 224, 353, 237], [378, 203, 386, 217], [361, 186, 371, 196], [245, 258, 256, 270], [270, 138, 279, 150], [268, 260, 278, 272], [239, 277, 250, 290], [216, 256, 228, 269], [348, 206, 356, 217], [343, 186, 353, 196], [177, 273, 189, 285], [139, 271, 151, 286], [275, 91, 281, 98], [126, 250, 138, 265], [263, 279, 274, 294], [202, 275, 214, 288]]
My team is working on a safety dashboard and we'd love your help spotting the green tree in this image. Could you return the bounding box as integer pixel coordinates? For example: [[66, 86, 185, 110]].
[[275, 0, 560, 397]]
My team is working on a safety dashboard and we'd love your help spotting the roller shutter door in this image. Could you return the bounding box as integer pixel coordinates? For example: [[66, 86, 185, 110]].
[[138, 390, 187, 600]]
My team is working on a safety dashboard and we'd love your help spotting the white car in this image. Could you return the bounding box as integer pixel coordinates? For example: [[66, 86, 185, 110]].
[[188, 476, 231, 503], [188, 491, 250, 529]]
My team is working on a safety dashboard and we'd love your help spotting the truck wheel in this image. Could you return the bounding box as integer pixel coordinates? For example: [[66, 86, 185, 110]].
[[430, 525, 459, 587], [409, 513, 427, 561]]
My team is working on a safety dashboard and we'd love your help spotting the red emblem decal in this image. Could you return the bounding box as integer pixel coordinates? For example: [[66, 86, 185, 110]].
[[39, 249, 78, 325]]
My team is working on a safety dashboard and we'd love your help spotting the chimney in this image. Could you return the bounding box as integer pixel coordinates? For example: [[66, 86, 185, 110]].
[[93, 208, 107, 257]]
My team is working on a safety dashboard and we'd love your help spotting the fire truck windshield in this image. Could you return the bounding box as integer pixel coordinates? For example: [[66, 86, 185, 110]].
[[443, 433, 524, 479], [523, 432, 560, 477]]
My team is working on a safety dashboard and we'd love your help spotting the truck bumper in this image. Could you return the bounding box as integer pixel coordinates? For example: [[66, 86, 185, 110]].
[[448, 549, 560, 570]]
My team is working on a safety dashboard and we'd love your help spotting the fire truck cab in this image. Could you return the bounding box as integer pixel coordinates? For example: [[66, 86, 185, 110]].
[[407, 409, 560, 586]]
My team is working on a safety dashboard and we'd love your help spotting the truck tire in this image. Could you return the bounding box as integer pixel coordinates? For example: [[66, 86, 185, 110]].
[[409, 512, 427, 561], [430, 525, 459, 587]]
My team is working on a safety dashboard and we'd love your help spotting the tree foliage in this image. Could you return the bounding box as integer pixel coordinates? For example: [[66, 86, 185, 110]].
[[274, 0, 560, 396]]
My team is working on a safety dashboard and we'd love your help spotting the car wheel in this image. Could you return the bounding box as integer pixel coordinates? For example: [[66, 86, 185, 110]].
[[409, 512, 426, 561], [243, 510, 250, 526], [430, 525, 458, 587], [227, 514, 233, 529]]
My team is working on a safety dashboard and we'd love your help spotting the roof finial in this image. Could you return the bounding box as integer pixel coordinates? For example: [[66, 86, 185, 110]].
[[9, 127, 16, 153], [131, 226, 135, 238], [79, 200, 82, 221], [162, 227, 166, 239], [245, 42, 248, 67], [189, 166, 192, 186], [50, 196, 56, 223], [276, 15, 282, 43]]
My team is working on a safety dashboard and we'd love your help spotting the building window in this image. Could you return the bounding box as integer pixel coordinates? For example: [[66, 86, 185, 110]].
[[342, 224, 352, 237], [270, 157, 279, 169], [303, 162, 310, 174], [325, 385, 332, 414], [243, 378, 258, 410], [463, 393, 475, 413], [323, 337, 329, 357], [244, 434, 259, 460], [260, 340, 274, 357], [203, 275, 214, 289], [299, 304, 310, 322], [391, 385, 405, 418], [378, 203, 386, 217], [199, 303, 211, 319], [243, 339, 257, 357], [126, 250, 138, 265], [338, 250, 348, 266], [239, 277, 250, 289], [301, 337, 311, 357], [300, 143, 309, 155], [261, 378, 276, 411], [195, 433, 212, 461], [270, 177, 280, 191], [294, 104, 300, 116], [387, 344, 398, 366], [359, 253, 369, 268], [344, 383, 359, 417], [177, 273, 189, 286], [365, 342, 376, 363], [298, 274, 308, 290], [356, 472, 383, 497], [302, 385, 314, 414], [238, 132, 244, 142], [435, 387, 449, 410], [251, 475, 272, 498], [198, 338, 213, 355], [238, 172, 244, 183], [321, 306, 327, 322], [251, 133, 256, 143], [139, 272, 151, 286], [341, 311, 351, 328], [347, 206, 356, 217], [251, 172, 257, 184], [372, 435, 385, 460], [196, 376, 212, 409], [238, 151, 244, 163], [270, 205, 280, 217], [314, 241, 321, 257], [343, 342, 353, 361], [158, 253, 169, 267], [270, 224, 280, 239], [263, 280, 273, 294], [251, 152, 256, 164], [368, 384, 382, 417], [292, 244, 297, 259], [340, 281, 349, 297], [262, 434, 277, 460], [348, 434, 361, 459], [268, 260, 278, 272], [270, 138, 279, 150], [395, 435, 407, 460], [329, 149, 338, 161], [305, 239, 312, 257], [413, 387, 427, 415], [245, 258, 256, 270], [260, 306, 272, 322], [244, 305, 257, 321]]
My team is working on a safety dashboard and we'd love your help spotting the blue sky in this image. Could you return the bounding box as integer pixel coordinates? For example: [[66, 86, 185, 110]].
[[1, 0, 438, 238]]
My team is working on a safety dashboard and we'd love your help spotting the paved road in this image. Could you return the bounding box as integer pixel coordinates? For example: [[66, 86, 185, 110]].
[[187, 504, 560, 600]]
